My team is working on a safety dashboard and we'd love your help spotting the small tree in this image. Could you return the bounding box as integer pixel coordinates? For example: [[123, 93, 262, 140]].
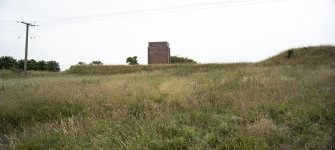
[[0, 56, 17, 69], [90, 60, 103, 65], [47, 60, 60, 72], [126, 56, 139, 65]]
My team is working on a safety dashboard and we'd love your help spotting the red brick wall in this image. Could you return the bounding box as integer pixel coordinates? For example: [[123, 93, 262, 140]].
[[148, 42, 170, 64]]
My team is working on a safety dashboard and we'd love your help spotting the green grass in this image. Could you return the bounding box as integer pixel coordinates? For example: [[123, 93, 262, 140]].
[[261, 45, 335, 66], [68, 46, 335, 76], [0, 70, 63, 79], [0, 46, 334, 149]]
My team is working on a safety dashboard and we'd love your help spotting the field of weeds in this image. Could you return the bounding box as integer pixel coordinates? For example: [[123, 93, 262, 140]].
[[0, 63, 334, 149]]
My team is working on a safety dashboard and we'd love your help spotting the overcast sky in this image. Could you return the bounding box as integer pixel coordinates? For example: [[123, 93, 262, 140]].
[[0, 0, 334, 70]]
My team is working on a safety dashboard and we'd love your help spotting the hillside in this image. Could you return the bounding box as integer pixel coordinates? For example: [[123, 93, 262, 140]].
[[68, 46, 335, 75], [261, 45, 335, 66], [0, 46, 334, 149]]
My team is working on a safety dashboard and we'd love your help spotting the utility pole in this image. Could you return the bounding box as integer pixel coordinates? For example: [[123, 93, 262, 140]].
[[21, 22, 37, 76]]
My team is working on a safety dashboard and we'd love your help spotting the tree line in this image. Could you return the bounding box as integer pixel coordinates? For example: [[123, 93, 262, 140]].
[[0, 56, 60, 72]]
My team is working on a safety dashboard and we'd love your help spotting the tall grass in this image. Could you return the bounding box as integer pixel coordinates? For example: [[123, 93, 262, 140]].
[[0, 64, 334, 149], [0, 46, 334, 149], [0, 70, 63, 79]]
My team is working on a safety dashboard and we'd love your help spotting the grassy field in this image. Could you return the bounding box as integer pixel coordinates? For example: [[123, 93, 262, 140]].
[[0, 46, 334, 149]]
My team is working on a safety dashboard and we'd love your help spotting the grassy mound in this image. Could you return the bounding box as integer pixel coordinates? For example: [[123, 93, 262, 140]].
[[261, 45, 335, 66], [68, 46, 335, 75]]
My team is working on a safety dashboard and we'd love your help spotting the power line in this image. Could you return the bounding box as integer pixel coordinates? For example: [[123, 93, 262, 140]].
[[0, 0, 285, 26], [0, 21, 18, 23], [3, 29, 25, 56], [32, 0, 285, 26], [0, 21, 25, 26], [38, 0, 263, 22], [29, 29, 46, 59], [0, 23, 19, 26]]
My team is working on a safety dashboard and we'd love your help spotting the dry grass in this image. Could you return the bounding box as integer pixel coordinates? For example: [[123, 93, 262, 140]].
[[0, 46, 334, 149], [0, 64, 334, 149]]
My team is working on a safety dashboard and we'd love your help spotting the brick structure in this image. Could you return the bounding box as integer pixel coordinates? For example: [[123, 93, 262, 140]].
[[148, 42, 170, 64]]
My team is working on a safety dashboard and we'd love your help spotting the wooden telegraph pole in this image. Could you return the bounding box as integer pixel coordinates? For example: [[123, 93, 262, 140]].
[[20, 22, 37, 76]]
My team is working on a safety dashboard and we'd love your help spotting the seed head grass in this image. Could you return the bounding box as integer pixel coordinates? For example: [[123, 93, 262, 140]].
[[0, 46, 334, 149]]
